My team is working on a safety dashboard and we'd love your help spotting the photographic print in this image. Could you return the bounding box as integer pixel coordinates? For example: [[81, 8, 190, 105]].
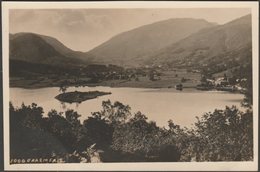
[[2, 1, 259, 171]]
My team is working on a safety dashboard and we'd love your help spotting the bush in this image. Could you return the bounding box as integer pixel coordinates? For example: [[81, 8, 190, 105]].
[[83, 117, 113, 150], [158, 145, 181, 162], [9, 99, 253, 162], [186, 106, 253, 161], [10, 103, 69, 159]]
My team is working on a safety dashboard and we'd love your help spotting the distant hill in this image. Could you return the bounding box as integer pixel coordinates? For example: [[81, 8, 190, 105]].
[[37, 34, 96, 62], [148, 14, 252, 69], [88, 18, 216, 66], [10, 14, 252, 76], [10, 32, 95, 66]]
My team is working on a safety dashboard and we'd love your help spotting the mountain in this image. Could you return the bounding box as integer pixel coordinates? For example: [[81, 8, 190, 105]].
[[10, 14, 252, 73], [37, 34, 96, 62], [148, 14, 252, 68], [88, 18, 216, 66], [9, 32, 95, 66]]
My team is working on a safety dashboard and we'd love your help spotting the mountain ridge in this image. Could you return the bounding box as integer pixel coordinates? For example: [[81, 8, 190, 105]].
[[88, 18, 217, 66], [9, 32, 95, 66], [147, 14, 252, 67], [9, 14, 252, 72]]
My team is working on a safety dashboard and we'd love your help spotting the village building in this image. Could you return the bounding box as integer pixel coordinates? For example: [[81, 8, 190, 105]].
[[215, 77, 229, 86]]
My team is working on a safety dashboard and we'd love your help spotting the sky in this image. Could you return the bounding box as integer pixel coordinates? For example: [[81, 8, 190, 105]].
[[9, 8, 251, 51]]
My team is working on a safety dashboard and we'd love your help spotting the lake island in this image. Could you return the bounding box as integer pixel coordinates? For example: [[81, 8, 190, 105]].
[[55, 90, 111, 103]]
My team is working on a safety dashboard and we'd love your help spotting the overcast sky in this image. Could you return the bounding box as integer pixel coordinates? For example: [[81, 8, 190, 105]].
[[9, 8, 251, 51]]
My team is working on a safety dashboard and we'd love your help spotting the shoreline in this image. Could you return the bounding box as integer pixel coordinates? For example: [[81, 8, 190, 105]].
[[9, 84, 196, 90], [9, 84, 243, 95], [9, 77, 245, 95], [9, 79, 199, 89]]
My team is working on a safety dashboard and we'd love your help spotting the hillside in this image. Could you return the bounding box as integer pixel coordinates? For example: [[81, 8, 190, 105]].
[[9, 33, 94, 66], [88, 18, 216, 66], [148, 14, 252, 69], [38, 34, 96, 63], [9, 15, 252, 89]]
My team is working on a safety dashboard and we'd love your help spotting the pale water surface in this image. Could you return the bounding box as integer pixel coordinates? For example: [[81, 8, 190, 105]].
[[10, 86, 244, 128]]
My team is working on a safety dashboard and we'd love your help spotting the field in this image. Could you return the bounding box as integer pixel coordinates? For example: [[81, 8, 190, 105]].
[[10, 69, 201, 89]]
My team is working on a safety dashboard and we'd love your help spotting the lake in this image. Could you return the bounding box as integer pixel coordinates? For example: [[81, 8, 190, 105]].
[[10, 86, 244, 128]]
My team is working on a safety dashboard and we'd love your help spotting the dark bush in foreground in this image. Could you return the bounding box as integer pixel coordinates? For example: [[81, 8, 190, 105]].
[[9, 99, 253, 162], [190, 107, 253, 161]]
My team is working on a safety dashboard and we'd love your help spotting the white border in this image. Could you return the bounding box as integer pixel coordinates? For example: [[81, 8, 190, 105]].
[[2, 1, 259, 171]]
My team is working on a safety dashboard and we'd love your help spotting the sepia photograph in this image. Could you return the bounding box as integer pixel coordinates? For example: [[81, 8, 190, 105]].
[[2, 1, 259, 171]]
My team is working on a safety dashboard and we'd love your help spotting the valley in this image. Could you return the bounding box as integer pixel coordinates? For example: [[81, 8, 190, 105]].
[[10, 62, 201, 89], [9, 14, 252, 93], [7, 7, 255, 164]]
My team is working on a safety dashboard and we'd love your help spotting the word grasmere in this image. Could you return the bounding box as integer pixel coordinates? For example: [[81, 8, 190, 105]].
[[10, 158, 63, 164]]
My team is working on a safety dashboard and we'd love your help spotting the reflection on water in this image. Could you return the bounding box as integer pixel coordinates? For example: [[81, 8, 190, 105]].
[[61, 102, 67, 110], [10, 86, 244, 127]]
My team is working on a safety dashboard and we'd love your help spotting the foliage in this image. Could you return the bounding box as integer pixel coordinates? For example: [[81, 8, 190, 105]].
[[59, 85, 68, 93], [241, 75, 252, 108], [187, 106, 253, 161], [91, 100, 131, 125], [231, 62, 253, 108], [10, 97, 253, 162], [111, 112, 158, 155], [83, 116, 113, 150], [10, 103, 68, 159]]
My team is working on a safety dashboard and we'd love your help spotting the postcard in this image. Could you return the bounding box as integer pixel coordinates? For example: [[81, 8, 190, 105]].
[[2, 1, 259, 171]]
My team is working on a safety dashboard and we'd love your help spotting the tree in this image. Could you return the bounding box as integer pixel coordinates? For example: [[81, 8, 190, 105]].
[[148, 72, 155, 81], [10, 99, 253, 163], [200, 75, 207, 83], [188, 106, 253, 161], [241, 75, 252, 108], [65, 110, 81, 126], [83, 117, 113, 150], [59, 85, 68, 93], [168, 119, 180, 134], [82, 100, 131, 150], [46, 110, 77, 152], [12, 103, 44, 130], [91, 100, 132, 125], [10, 103, 69, 159], [158, 145, 181, 162], [111, 112, 160, 157], [223, 73, 228, 81]]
